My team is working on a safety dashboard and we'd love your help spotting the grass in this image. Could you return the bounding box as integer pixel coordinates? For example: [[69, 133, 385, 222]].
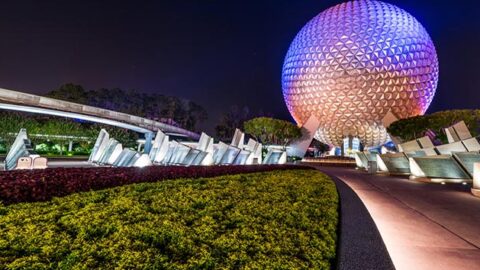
[[0, 169, 338, 269]]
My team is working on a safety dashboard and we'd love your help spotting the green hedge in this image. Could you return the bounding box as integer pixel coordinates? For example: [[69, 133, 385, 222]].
[[387, 109, 480, 143], [0, 170, 338, 269], [0, 111, 139, 154]]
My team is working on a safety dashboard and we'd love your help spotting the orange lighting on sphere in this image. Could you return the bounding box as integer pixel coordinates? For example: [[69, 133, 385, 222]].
[[282, 0, 439, 147]]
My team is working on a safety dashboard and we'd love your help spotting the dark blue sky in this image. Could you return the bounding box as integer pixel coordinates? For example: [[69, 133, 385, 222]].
[[0, 0, 479, 133]]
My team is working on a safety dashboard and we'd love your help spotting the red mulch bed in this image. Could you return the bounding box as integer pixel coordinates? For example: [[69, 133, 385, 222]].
[[0, 165, 311, 204]]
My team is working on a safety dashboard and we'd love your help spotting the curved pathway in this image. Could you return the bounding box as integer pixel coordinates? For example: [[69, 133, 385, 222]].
[[317, 166, 480, 270], [329, 174, 394, 270]]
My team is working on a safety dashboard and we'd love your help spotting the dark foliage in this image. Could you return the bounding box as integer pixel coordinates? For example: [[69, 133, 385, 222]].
[[46, 84, 208, 131], [0, 111, 139, 153], [215, 105, 273, 141], [387, 109, 480, 143], [0, 165, 311, 204]]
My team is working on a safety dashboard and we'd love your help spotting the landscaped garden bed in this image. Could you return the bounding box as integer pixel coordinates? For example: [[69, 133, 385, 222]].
[[0, 169, 338, 269], [0, 165, 308, 204]]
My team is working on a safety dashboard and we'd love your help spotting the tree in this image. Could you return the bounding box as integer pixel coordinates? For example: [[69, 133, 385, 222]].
[[244, 117, 302, 149], [185, 101, 208, 131], [387, 109, 480, 144], [0, 112, 31, 149], [46, 83, 89, 104], [37, 120, 79, 155], [0, 111, 140, 155], [215, 106, 251, 141], [45, 84, 208, 131], [97, 124, 139, 149]]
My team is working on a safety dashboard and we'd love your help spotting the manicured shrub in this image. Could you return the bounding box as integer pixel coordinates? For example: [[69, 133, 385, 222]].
[[0, 165, 311, 204], [387, 109, 480, 143], [0, 169, 338, 269]]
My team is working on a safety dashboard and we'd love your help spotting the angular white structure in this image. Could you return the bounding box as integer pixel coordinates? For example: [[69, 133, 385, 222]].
[[354, 152, 377, 170], [213, 141, 229, 165], [112, 149, 138, 167], [263, 149, 287, 165], [417, 136, 435, 149], [88, 129, 153, 168], [98, 138, 120, 164], [435, 141, 467, 156], [354, 152, 369, 169], [149, 130, 170, 164], [376, 152, 411, 175], [233, 150, 252, 165], [243, 138, 263, 165], [192, 132, 215, 165], [148, 130, 165, 160], [473, 163, 480, 197], [88, 129, 109, 163], [230, 129, 244, 149], [462, 137, 480, 152], [169, 143, 191, 165], [181, 149, 202, 166], [107, 143, 123, 165], [398, 139, 422, 153], [445, 121, 471, 143], [148, 132, 216, 166], [371, 121, 480, 187], [4, 129, 47, 170], [287, 115, 320, 158], [4, 128, 30, 170], [211, 132, 268, 165], [219, 145, 241, 165], [395, 136, 438, 157], [197, 132, 214, 152], [452, 152, 480, 178], [87, 128, 285, 167], [398, 137, 434, 153], [133, 154, 153, 168], [409, 155, 471, 183]]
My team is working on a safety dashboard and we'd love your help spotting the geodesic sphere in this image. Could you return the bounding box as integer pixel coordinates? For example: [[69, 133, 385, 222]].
[[282, 0, 438, 147]]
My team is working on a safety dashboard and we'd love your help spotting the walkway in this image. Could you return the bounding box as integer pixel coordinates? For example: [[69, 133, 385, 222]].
[[0, 159, 93, 170], [317, 167, 480, 270]]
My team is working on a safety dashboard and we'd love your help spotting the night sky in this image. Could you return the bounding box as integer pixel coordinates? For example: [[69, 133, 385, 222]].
[[0, 0, 479, 133]]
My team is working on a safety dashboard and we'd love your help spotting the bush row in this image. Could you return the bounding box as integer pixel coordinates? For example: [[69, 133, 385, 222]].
[[0, 165, 311, 204], [0, 169, 338, 269], [387, 109, 480, 143]]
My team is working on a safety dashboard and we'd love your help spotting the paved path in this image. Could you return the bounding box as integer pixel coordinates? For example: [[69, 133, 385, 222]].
[[0, 160, 93, 170], [317, 167, 480, 270], [47, 160, 93, 168], [329, 175, 395, 270]]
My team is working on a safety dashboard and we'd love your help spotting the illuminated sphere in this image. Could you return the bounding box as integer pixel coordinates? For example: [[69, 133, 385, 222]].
[[282, 0, 438, 147]]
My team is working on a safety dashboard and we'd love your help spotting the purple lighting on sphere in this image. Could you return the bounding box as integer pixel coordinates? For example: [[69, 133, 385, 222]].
[[282, 0, 439, 147]]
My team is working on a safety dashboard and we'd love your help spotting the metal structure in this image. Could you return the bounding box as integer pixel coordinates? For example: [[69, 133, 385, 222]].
[[282, 0, 439, 147], [4, 129, 48, 170], [365, 121, 480, 185], [0, 87, 200, 153], [88, 128, 273, 168]]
